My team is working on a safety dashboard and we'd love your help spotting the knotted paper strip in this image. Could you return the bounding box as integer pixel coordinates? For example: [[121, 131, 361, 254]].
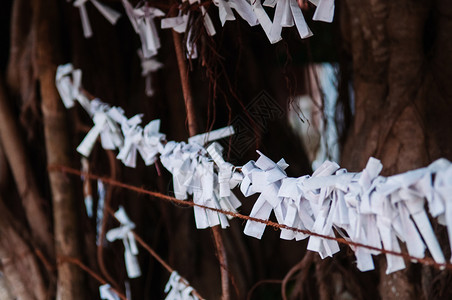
[[138, 49, 163, 96], [164, 271, 200, 300], [241, 152, 452, 273], [213, 0, 259, 26], [264, 0, 312, 41], [310, 0, 335, 22], [73, 0, 121, 38], [99, 284, 120, 300], [106, 206, 141, 278], [123, 0, 165, 58]]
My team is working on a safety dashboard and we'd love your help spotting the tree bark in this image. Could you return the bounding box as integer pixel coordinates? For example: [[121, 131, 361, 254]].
[[172, 31, 230, 300], [0, 75, 53, 258], [340, 0, 452, 299], [0, 196, 47, 300], [31, 0, 85, 299]]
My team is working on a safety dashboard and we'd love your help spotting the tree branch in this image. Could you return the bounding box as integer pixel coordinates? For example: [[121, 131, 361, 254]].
[[172, 31, 230, 300]]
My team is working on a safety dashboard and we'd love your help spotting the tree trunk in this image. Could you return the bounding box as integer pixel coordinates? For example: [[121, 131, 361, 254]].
[[340, 0, 452, 299], [32, 0, 85, 298]]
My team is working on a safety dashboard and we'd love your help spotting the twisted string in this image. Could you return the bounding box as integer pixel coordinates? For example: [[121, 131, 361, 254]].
[[48, 164, 452, 271]]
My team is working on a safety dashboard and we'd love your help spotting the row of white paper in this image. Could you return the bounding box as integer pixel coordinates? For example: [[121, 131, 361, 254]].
[[58, 64, 452, 278], [71, 0, 335, 45], [70, 0, 334, 97]]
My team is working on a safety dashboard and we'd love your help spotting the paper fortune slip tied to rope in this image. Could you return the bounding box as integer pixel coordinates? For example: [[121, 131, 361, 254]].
[[310, 0, 335, 22], [56, 64, 241, 229], [99, 284, 120, 300], [122, 0, 165, 58], [264, 0, 312, 41], [239, 152, 452, 273], [165, 271, 200, 300], [159, 129, 241, 229], [212, 0, 259, 26], [57, 63, 452, 275], [68, 0, 336, 48], [73, 0, 121, 38], [106, 206, 141, 278]]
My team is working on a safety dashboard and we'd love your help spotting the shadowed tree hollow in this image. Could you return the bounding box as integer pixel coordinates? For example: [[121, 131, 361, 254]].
[[0, 0, 452, 299]]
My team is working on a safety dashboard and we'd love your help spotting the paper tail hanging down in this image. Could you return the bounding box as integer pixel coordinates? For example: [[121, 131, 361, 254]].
[[241, 151, 452, 274], [71, 0, 335, 45], [56, 63, 242, 229], [57, 63, 452, 275], [73, 0, 121, 38], [164, 271, 200, 300], [106, 206, 142, 278], [99, 284, 120, 300]]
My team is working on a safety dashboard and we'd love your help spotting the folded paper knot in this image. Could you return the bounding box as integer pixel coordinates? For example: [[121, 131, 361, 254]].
[[106, 206, 141, 278], [242, 150, 289, 238], [309, 0, 335, 22], [161, 12, 198, 58], [159, 142, 203, 200], [264, 0, 312, 42], [275, 177, 309, 241], [76, 105, 124, 157], [73, 0, 121, 38], [199, 142, 243, 224], [161, 0, 215, 59], [431, 161, 452, 263], [137, 49, 163, 96], [206, 142, 242, 197], [99, 284, 120, 300], [57, 64, 452, 276], [192, 157, 232, 228], [164, 271, 199, 300], [300, 160, 342, 259], [158, 127, 237, 229], [212, 0, 258, 26], [123, 0, 166, 58], [116, 123, 145, 168], [250, 0, 278, 43], [56, 64, 91, 111], [161, 11, 189, 33], [159, 142, 229, 228], [56, 63, 80, 109], [140, 119, 166, 165]]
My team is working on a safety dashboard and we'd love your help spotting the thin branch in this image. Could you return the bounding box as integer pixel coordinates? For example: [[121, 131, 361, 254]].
[[58, 255, 127, 300], [172, 31, 199, 136], [96, 150, 121, 290], [47, 164, 452, 272], [281, 252, 314, 300], [172, 30, 230, 300], [246, 279, 282, 300]]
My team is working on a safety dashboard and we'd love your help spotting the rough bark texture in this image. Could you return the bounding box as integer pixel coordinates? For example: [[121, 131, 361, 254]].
[[340, 0, 452, 299], [31, 0, 85, 299], [0, 196, 47, 300], [0, 75, 53, 259]]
